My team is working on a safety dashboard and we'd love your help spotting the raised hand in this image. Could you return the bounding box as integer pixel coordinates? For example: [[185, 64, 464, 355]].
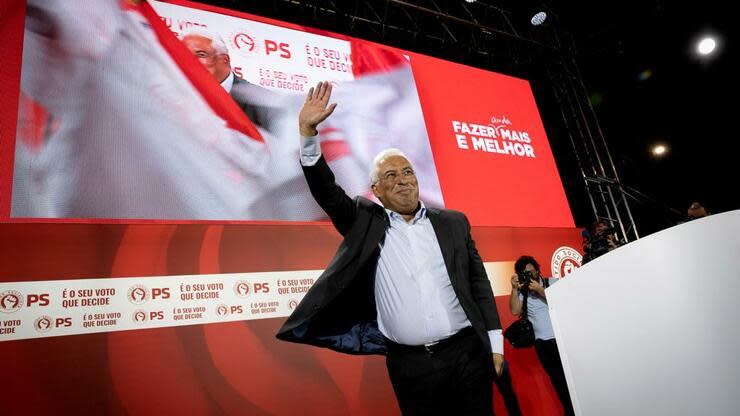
[[510, 274, 523, 290], [299, 81, 337, 137]]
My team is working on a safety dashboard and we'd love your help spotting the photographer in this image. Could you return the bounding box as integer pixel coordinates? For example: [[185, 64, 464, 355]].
[[581, 219, 620, 265], [687, 201, 710, 221], [509, 256, 574, 416]]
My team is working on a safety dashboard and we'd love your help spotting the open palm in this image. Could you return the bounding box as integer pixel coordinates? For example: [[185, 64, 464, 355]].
[[299, 81, 337, 137]]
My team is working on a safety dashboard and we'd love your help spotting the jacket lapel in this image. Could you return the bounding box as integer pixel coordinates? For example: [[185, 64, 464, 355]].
[[358, 206, 389, 263], [427, 209, 457, 281]]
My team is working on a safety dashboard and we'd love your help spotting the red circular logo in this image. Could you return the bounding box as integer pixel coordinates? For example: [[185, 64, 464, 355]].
[[127, 285, 148, 305], [234, 281, 251, 298], [288, 299, 299, 310], [216, 304, 229, 316], [132, 310, 148, 323], [34, 315, 53, 332], [551, 246, 583, 279], [0, 290, 24, 313], [234, 33, 256, 51], [229, 29, 260, 57]]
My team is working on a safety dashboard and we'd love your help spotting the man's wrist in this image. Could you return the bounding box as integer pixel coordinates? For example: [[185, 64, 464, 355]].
[[300, 125, 318, 137]]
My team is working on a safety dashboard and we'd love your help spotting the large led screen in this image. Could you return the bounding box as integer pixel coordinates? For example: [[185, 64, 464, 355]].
[[3, 0, 573, 227]]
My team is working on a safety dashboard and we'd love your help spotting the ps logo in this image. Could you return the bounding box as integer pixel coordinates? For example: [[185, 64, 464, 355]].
[[132, 310, 148, 324], [33, 316, 70, 332], [34, 316, 53, 332], [0, 290, 23, 313], [264, 40, 291, 58], [127, 285, 148, 305], [216, 304, 229, 316], [230, 29, 260, 57], [234, 281, 251, 298], [233, 33, 256, 52]]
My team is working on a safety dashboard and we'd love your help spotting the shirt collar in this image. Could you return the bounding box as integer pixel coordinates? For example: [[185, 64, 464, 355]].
[[384, 201, 427, 224], [220, 72, 235, 93]]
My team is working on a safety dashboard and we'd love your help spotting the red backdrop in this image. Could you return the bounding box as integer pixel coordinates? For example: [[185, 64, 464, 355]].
[[0, 222, 583, 415], [0, 1, 582, 414]]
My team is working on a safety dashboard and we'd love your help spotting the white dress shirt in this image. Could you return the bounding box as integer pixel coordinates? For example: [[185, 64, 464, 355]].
[[220, 71, 235, 93]]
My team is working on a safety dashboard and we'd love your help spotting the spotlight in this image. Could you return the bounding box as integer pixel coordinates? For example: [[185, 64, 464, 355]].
[[638, 69, 653, 81], [697, 36, 717, 55], [651, 144, 668, 157], [531, 11, 547, 26], [465, 0, 476, 3]]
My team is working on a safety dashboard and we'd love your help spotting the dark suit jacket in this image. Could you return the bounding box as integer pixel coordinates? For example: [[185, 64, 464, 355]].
[[230, 75, 286, 132], [276, 156, 501, 355], [231, 76, 264, 129]]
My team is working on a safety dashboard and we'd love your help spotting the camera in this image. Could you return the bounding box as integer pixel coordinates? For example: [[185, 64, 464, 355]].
[[587, 235, 611, 256], [517, 270, 533, 285], [585, 226, 617, 258]]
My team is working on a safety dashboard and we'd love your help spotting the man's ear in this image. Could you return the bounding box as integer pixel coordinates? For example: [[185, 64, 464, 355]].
[[371, 184, 380, 199], [222, 53, 231, 66]]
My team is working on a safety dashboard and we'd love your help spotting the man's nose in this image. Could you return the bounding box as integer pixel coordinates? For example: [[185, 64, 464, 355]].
[[397, 174, 412, 185]]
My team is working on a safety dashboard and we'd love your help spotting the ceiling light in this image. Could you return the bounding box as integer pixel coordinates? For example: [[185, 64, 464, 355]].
[[697, 37, 717, 55], [651, 144, 668, 157], [531, 11, 547, 26]]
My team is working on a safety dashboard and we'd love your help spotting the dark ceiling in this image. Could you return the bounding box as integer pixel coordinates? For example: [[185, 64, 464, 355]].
[[555, 0, 736, 233], [197, 0, 736, 235]]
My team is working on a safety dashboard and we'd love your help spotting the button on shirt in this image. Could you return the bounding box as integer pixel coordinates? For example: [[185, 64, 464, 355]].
[[300, 136, 502, 354]]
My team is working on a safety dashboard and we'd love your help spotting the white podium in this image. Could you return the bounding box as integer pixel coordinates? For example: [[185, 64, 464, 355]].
[[547, 210, 740, 416]]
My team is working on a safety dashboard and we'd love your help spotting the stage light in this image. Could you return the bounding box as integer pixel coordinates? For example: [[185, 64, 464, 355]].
[[697, 37, 717, 55], [531, 11, 547, 26], [465, 0, 476, 3], [651, 144, 668, 157], [638, 69, 653, 81]]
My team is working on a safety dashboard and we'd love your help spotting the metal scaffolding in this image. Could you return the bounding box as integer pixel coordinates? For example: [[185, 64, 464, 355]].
[[545, 53, 639, 242]]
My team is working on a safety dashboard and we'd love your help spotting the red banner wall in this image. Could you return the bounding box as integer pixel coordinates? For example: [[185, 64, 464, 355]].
[[1, 2, 583, 415], [0, 222, 583, 415]]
